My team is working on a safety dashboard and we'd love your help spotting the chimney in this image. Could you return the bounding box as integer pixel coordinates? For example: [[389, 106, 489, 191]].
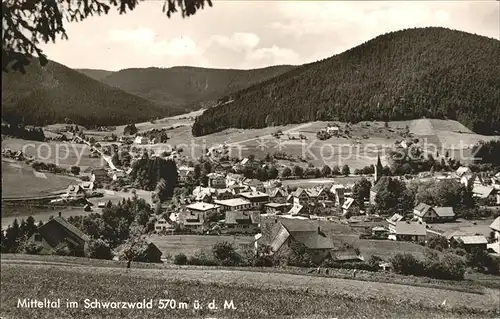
[[317, 226, 321, 234], [58, 212, 62, 217]]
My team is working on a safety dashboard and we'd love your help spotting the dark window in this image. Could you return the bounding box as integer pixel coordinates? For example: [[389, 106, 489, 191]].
[[34, 234, 42, 242]]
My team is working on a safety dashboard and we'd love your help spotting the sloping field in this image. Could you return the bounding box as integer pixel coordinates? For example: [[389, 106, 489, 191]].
[[1, 159, 75, 198], [1, 138, 104, 169], [1, 261, 498, 318]]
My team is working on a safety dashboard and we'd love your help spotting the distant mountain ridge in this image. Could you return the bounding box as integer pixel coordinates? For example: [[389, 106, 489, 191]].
[[92, 65, 295, 112], [77, 69, 114, 81], [192, 27, 500, 136], [2, 61, 169, 127]]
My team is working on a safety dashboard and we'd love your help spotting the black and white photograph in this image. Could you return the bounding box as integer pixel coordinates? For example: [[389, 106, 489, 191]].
[[1, 0, 500, 318]]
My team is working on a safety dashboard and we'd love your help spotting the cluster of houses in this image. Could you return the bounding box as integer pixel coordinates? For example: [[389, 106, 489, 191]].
[[155, 170, 358, 235]]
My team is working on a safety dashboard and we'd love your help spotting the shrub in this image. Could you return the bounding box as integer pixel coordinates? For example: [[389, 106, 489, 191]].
[[174, 253, 188, 265], [85, 239, 113, 260], [212, 241, 241, 266], [391, 252, 466, 280], [23, 242, 43, 255], [188, 250, 218, 266]]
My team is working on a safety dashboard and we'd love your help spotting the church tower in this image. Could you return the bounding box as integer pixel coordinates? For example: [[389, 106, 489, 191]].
[[374, 153, 383, 184]]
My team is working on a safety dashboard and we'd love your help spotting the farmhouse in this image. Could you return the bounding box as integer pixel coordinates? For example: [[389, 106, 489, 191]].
[[214, 198, 252, 212], [472, 185, 500, 205], [388, 221, 427, 243], [223, 211, 260, 234], [29, 213, 90, 257], [257, 218, 358, 264], [91, 168, 111, 184], [413, 203, 455, 223], [239, 191, 270, 208], [450, 235, 488, 252]]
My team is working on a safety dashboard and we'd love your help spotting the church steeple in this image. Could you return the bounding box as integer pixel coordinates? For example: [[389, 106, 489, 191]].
[[374, 153, 383, 184]]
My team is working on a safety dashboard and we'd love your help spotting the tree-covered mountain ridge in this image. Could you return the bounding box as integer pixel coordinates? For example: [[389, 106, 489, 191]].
[[192, 27, 500, 136], [2, 60, 170, 127], [93, 64, 296, 112]]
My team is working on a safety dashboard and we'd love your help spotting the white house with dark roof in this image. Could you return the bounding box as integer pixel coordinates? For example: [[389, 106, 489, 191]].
[[472, 185, 500, 205], [413, 203, 455, 223], [450, 235, 488, 252], [214, 198, 252, 212], [388, 221, 427, 243]]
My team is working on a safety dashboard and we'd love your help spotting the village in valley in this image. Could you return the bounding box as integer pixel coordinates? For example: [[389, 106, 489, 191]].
[[2, 117, 500, 275], [2, 1, 500, 317]]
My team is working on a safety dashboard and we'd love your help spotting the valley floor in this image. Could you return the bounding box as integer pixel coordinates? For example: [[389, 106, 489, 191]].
[[1, 255, 499, 319]]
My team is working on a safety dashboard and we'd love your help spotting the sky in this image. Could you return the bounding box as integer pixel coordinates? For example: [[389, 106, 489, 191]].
[[40, 1, 500, 71]]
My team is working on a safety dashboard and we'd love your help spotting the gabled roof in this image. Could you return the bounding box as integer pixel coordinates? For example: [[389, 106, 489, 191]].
[[268, 188, 285, 197], [43, 217, 90, 242], [490, 216, 500, 232], [289, 231, 335, 249], [472, 185, 495, 198], [393, 221, 426, 236], [293, 187, 305, 197], [413, 203, 433, 217], [454, 235, 488, 245], [434, 207, 455, 218]]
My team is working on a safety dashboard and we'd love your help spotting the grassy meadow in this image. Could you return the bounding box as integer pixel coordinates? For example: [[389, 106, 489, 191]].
[[1, 260, 499, 319], [1, 159, 76, 198]]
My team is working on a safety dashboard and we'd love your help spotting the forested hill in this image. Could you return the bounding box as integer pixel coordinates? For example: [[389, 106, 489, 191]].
[[192, 27, 500, 136], [2, 61, 169, 127], [99, 65, 295, 112]]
